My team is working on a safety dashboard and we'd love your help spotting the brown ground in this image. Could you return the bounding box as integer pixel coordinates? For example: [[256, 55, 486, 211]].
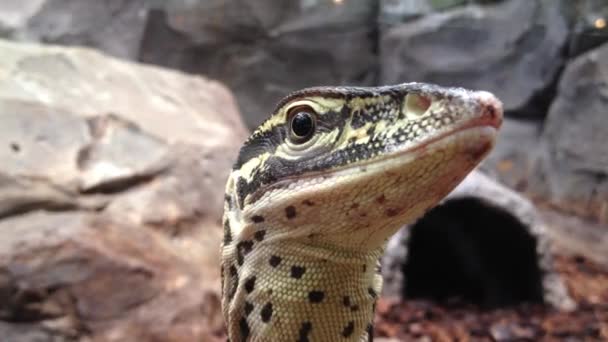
[[374, 254, 608, 341]]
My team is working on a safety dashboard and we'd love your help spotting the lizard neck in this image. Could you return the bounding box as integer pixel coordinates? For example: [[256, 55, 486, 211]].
[[222, 224, 383, 342]]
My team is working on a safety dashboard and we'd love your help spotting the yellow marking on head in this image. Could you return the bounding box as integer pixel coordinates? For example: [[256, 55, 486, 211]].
[[375, 120, 388, 133], [347, 95, 390, 112], [238, 153, 269, 181], [305, 97, 345, 114], [335, 123, 372, 149]]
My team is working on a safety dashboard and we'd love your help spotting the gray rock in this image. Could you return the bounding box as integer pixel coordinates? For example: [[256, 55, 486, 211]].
[[541, 209, 608, 267], [0, 0, 149, 60], [379, 0, 467, 24], [480, 117, 543, 190], [140, 0, 378, 129], [0, 39, 247, 341], [565, 0, 608, 57], [380, 0, 569, 116], [531, 42, 608, 225], [0, 321, 71, 342]]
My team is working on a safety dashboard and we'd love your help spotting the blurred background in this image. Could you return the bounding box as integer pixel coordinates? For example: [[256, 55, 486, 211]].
[[0, 0, 606, 341]]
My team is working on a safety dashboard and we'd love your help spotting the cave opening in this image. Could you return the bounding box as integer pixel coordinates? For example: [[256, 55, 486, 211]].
[[402, 197, 545, 309]]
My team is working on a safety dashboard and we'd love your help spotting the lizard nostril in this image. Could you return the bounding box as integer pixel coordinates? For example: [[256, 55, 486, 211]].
[[481, 102, 503, 128], [474, 91, 503, 127], [486, 106, 496, 119], [404, 93, 432, 119]]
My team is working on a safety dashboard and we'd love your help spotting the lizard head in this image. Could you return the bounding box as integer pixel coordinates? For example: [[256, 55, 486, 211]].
[[226, 82, 502, 251]]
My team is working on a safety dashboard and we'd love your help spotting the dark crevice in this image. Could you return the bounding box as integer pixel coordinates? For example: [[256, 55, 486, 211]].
[[0, 202, 83, 221], [507, 13, 571, 120], [402, 197, 544, 309], [0, 283, 66, 323], [79, 169, 166, 195], [9, 142, 20, 153], [138, 9, 192, 68], [367, 0, 380, 86]]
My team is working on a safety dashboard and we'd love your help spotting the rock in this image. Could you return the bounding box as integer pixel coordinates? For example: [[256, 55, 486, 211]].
[[0, 1, 44, 36], [0, 321, 70, 342], [481, 118, 543, 191], [382, 170, 575, 311], [565, 0, 608, 57], [540, 210, 608, 268], [379, 0, 509, 24], [0, 212, 225, 341], [0, 0, 150, 60], [380, 0, 569, 116], [379, 0, 467, 24], [531, 42, 608, 225], [0, 39, 248, 341], [140, 0, 378, 129]]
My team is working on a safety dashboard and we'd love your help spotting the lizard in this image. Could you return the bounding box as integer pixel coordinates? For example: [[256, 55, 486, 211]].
[[221, 82, 502, 341]]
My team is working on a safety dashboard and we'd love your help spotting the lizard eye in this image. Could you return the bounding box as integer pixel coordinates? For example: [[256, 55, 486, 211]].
[[288, 106, 317, 144]]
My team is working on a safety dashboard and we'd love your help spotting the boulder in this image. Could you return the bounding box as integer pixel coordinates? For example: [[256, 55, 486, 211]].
[[0, 0, 150, 60], [481, 117, 543, 191], [380, 0, 468, 23], [0, 39, 248, 341], [139, 0, 378, 129], [379, 0, 569, 117], [565, 0, 608, 57], [531, 42, 608, 225]]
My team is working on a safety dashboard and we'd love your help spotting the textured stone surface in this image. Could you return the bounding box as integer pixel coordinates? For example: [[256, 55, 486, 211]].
[[0, 0, 149, 60], [0, 39, 247, 341], [380, 0, 569, 116], [481, 118, 543, 191], [531, 42, 608, 225], [565, 0, 608, 57], [140, 0, 378, 129], [380, 0, 468, 23]]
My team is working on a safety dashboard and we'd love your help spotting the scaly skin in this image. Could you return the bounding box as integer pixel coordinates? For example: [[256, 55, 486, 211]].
[[221, 83, 503, 341]]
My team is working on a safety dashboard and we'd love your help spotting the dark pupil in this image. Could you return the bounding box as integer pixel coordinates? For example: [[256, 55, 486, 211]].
[[291, 112, 314, 138]]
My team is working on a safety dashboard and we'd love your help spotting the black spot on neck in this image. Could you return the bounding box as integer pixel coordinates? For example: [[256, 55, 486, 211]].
[[269, 255, 282, 267], [244, 276, 256, 293], [236, 240, 254, 266], [239, 317, 250, 340], [298, 321, 312, 342], [291, 265, 306, 279], [244, 301, 254, 316], [342, 296, 351, 307], [260, 302, 273, 322], [342, 321, 355, 338], [308, 290, 325, 303], [254, 230, 266, 241]]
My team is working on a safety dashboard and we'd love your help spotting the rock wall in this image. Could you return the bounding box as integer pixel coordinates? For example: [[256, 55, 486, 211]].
[[531, 43, 608, 223], [0, 39, 248, 341], [380, 0, 568, 116]]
